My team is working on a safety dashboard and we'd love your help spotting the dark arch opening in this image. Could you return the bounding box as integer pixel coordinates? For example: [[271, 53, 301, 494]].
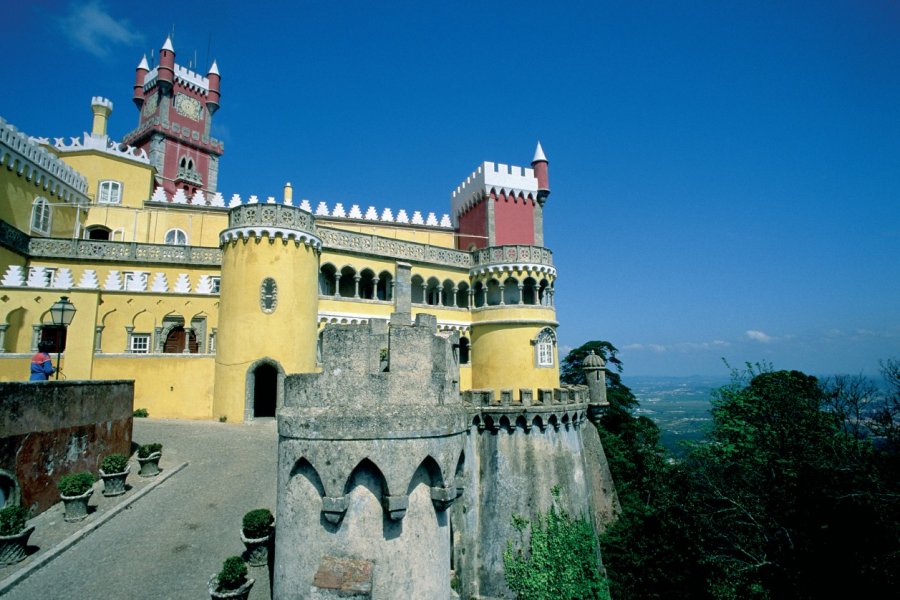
[[253, 363, 278, 417]]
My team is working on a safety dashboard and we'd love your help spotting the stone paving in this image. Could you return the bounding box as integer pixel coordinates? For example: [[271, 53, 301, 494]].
[[0, 418, 278, 599]]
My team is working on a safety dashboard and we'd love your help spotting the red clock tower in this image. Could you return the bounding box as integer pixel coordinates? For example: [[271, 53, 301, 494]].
[[124, 37, 223, 199]]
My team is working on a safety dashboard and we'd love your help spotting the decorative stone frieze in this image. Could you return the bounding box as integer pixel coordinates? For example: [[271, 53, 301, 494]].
[[27, 238, 222, 266]]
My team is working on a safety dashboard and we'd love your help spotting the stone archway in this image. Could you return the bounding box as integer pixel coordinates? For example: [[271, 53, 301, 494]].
[[245, 358, 285, 421]]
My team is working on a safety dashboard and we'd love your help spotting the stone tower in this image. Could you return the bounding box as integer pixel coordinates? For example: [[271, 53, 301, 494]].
[[213, 203, 322, 421], [124, 36, 224, 197], [274, 314, 467, 598]]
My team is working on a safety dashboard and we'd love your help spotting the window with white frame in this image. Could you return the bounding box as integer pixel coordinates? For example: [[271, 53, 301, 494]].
[[31, 197, 51, 234], [130, 333, 151, 354], [534, 328, 556, 367], [41, 267, 57, 288], [97, 180, 123, 204], [165, 228, 188, 245], [210, 276, 221, 294]]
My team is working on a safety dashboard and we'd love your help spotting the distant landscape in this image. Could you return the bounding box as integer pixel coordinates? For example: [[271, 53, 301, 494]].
[[627, 375, 729, 454]]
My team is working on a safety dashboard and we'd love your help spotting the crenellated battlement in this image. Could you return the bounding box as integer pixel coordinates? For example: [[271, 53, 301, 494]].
[[451, 160, 538, 223], [142, 64, 211, 95], [0, 117, 89, 203]]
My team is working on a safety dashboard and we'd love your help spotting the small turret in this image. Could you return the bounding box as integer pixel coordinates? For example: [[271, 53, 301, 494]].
[[90, 97, 113, 138], [157, 36, 175, 95], [531, 141, 550, 205], [206, 60, 221, 115], [283, 182, 293, 205], [133, 55, 149, 108], [582, 350, 608, 408]]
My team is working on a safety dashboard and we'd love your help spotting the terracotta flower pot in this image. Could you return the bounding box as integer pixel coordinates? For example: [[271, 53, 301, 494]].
[[0, 524, 34, 565], [100, 466, 130, 497]]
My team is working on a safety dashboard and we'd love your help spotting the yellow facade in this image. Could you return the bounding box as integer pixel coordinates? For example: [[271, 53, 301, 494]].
[[1, 96, 562, 422]]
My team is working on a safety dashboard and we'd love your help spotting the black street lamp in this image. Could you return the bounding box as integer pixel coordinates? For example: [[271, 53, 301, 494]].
[[49, 296, 76, 380]]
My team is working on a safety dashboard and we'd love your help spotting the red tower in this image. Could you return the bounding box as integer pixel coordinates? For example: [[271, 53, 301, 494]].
[[122, 36, 224, 199], [452, 143, 550, 249]]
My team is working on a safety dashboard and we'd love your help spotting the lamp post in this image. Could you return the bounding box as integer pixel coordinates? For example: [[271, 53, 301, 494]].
[[49, 296, 76, 380]]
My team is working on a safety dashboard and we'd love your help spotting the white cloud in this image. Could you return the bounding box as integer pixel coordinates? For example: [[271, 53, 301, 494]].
[[58, 1, 144, 59], [745, 330, 774, 343]]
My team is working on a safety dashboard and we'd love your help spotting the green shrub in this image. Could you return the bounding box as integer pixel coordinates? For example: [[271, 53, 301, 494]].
[[137, 443, 162, 458], [58, 472, 95, 497], [100, 453, 129, 474], [217, 556, 247, 591], [242, 508, 274, 538], [504, 487, 610, 600], [0, 505, 28, 536], [133, 408, 149, 418]]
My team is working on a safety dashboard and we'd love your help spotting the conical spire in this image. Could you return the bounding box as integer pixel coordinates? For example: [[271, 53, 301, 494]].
[[532, 141, 547, 163], [161, 36, 175, 52], [208, 60, 220, 76], [137, 54, 149, 70]]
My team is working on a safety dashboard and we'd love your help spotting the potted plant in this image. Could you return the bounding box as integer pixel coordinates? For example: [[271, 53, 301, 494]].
[[240, 508, 275, 567], [208, 556, 255, 599], [0, 505, 34, 566], [137, 442, 163, 477], [58, 472, 95, 522], [99, 453, 130, 497]]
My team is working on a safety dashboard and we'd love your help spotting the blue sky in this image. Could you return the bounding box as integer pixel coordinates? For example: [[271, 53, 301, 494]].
[[1, 1, 898, 376]]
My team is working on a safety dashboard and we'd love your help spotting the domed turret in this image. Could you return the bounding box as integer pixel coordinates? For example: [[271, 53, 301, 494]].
[[582, 350, 608, 408]]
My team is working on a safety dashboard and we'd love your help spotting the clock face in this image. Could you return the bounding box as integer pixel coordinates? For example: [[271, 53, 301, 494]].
[[142, 92, 158, 116], [174, 93, 202, 121]]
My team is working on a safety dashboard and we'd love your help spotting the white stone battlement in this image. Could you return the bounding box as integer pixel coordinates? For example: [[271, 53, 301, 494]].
[[450, 161, 538, 223], [0, 117, 90, 202], [46, 132, 149, 164], [91, 96, 113, 109], [142, 64, 210, 95]]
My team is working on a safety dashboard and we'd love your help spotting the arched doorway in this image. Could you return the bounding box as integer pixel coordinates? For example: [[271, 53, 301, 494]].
[[252, 363, 278, 418]]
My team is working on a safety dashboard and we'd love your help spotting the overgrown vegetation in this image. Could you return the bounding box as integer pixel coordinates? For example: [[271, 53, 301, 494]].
[[137, 443, 163, 458], [58, 472, 95, 497], [563, 343, 900, 599], [133, 408, 149, 418], [242, 508, 274, 538], [503, 486, 611, 600], [0, 506, 28, 536], [216, 556, 248, 591], [100, 454, 129, 474]]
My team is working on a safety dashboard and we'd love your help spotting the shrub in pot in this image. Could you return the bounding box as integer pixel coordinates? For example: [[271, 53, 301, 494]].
[[0, 505, 34, 566], [58, 472, 95, 522], [137, 442, 163, 477], [99, 453, 130, 497], [241, 508, 274, 567], [209, 555, 255, 599]]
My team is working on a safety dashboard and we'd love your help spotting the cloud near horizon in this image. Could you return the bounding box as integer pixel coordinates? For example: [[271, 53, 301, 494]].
[[745, 330, 775, 343], [58, 1, 143, 59]]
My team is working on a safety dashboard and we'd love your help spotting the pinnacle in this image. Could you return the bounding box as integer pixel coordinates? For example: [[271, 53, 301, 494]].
[[137, 55, 149, 70], [532, 141, 547, 163], [208, 60, 220, 76], [161, 36, 174, 52]]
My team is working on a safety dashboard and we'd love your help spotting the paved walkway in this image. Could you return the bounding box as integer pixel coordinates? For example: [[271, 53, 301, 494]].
[[0, 418, 278, 600]]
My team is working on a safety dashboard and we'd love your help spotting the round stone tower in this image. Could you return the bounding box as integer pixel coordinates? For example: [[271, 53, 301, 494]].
[[213, 203, 321, 422]]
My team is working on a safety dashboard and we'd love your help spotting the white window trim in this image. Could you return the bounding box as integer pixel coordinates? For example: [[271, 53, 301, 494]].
[[533, 327, 557, 368], [31, 197, 51, 235], [97, 180, 123, 205], [165, 228, 188, 245], [210, 276, 221, 294], [129, 333, 151, 354]]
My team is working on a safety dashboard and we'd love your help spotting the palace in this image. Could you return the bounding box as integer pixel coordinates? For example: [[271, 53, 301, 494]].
[[0, 36, 561, 422]]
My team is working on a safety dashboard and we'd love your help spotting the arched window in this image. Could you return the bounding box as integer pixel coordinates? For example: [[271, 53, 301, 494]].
[[533, 328, 557, 368], [31, 197, 51, 234], [165, 228, 188, 245], [97, 180, 122, 204], [85, 225, 112, 240], [459, 337, 470, 365]]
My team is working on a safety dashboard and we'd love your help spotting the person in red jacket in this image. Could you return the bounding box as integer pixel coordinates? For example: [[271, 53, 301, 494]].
[[29, 341, 55, 380]]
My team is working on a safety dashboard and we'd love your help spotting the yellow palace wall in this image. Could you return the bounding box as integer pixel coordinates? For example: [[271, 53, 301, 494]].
[[56, 151, 154, 208]]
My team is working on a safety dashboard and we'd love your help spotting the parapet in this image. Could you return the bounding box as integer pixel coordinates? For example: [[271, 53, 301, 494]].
[[220, 203, 321, 249], [451, 161, 538, 224]]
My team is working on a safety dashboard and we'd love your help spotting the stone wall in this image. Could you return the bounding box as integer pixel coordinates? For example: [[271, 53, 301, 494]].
[[0, 380, 134, 514]]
